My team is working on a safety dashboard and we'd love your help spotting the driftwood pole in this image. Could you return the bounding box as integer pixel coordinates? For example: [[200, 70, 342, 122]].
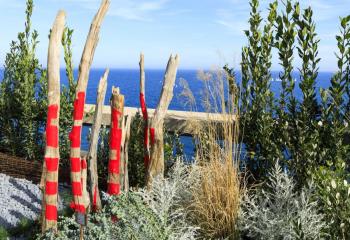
[[107, 87, 124, 195], [69, 0, 109, 218], [81, 155, 90, 211], [41, 10, 66, 233], [139, 53, 150, 169], [147, 54, 180, 183], [87, 69, 109, 212], [121, 115, 132, 192]]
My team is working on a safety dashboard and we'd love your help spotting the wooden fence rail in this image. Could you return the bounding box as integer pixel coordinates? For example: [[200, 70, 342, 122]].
[[83, 104, 237, 135]]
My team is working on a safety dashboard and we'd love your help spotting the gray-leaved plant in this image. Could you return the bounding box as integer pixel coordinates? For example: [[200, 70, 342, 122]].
[[240, 162, 327, 239], [39, 159, 198, 240], [138, 159, 199, 240]]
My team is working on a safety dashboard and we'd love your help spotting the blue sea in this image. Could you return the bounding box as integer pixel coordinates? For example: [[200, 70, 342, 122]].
[[0, 69, 336, 157]]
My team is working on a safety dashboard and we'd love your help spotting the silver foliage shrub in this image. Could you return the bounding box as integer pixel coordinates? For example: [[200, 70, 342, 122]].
[[240, 162, 327, 239], [39, 159, 198, 240], [138, 160, 200, 240], [38, 208, 120, 240]]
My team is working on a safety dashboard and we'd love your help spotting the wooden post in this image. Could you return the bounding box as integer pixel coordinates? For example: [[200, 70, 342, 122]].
[[69, 0, 109, 217], [147, 54, 180, 183], [107, 87, 124, 195], [41, 10, 66, 233], [81, 155, 90, 210], [87, 69, 109, 212], [121, 115, 132, 192], [139, 53, 150, 169]]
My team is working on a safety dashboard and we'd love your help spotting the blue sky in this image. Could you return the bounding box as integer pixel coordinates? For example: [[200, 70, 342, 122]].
[[0, 0, 349, 71]]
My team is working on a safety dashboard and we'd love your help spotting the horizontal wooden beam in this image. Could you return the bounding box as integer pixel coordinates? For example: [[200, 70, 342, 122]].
[[83, 104, 237, 135]]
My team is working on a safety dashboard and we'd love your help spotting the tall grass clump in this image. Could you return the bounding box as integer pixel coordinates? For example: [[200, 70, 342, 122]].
[[180, 67, 242, 239]]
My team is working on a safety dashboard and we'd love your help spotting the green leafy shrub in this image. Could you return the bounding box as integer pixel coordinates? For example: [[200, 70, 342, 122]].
[[124, 112, 184, 188], [240, 162, 327, 239], [0, 0, 47, 160], [239, 0, 280, 180], [0, 0, 76, 164], [0, 226, 9, 239], [235, 0, 350, 188], [59, 27, 77, 164], [127, 112, 146, 188], [312, 160, 350, 239], [7, 218, 39, 239]]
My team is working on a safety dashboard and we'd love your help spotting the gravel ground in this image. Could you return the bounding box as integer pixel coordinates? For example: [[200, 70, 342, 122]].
[[0, 174, 67, 229]]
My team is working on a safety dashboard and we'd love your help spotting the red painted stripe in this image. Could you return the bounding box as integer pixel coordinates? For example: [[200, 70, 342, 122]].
[[70, 158, 81, 172], [110, 128, 122, 150], [111, 108, 122, 127], [73, 92, 85, 121], [46, 126, 58, 148], [150, 128, 155, 146], [45, 181, 58, 195], [140, 93, 148, 120], [45, 157, 58, 172], [108, 159, 120, 174], [45, 204, 57, 221], [70, 202, 86, 213], [69, 126, 81, 148], [46, 104, 59, 148], [72, 181, 82, 196], [93, 185, 97, 211], [107, 183, 120, 195], [47, 104, 58, 120], [81, 158, 87, 169]]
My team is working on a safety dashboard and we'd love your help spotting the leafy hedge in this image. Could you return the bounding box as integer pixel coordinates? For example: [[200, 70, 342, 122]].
[[230, 0, 350, 187]]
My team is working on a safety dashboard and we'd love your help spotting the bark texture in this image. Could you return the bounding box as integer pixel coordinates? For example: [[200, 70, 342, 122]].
[[147, 54, 180, 183], [107, 87, 124, 196]]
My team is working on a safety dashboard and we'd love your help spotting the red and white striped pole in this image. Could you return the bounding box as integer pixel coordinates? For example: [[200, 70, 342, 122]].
[[69, 91, 87, 214], [107, 87, 124, 196], [139, 53, 155, 170], [68, 0, 109, 217], [42, 10, 65, 232]]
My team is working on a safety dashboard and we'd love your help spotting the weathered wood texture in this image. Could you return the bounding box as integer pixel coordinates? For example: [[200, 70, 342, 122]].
[[139, 53, 150, 169], [87, 69, 108, 212], [81, 156, 90, 213], [148, 54, 180, 181], [42, 10, 65, 233], [83, 105, 237, 135], [107, 87, 124, 195], [121, 115, 132, 192], [69, 0, 109, 215]]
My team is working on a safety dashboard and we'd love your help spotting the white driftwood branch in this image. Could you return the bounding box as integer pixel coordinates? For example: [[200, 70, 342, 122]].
[[76, 0, 110, 93], [148, 54, 180, 181], [87, 69, 109, 211]]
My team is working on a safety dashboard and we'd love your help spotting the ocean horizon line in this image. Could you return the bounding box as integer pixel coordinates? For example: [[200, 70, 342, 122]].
[[0, 67, 337, 74]]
